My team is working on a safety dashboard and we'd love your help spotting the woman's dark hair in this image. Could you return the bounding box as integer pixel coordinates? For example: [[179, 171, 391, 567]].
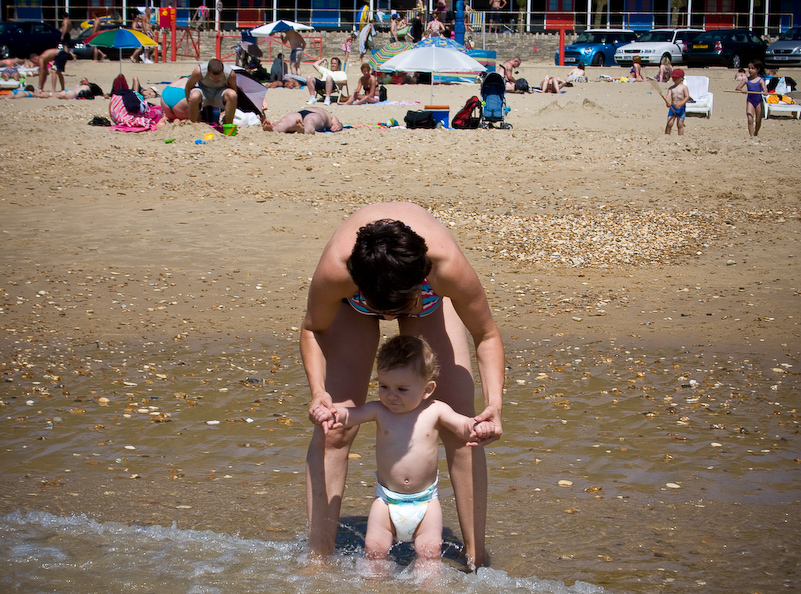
[[347, 219, 432, 312]]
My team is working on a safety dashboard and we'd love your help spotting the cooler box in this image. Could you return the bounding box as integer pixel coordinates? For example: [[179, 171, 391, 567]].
[[424, 105, 450, 128]]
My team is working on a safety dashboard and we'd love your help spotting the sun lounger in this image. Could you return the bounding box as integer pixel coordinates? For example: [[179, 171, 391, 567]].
[[764, 96, 801, 119], [684, 75, 713, 118]]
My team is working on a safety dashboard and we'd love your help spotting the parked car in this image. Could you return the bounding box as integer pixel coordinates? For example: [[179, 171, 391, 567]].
[[765, 26, 801, 66], [66, 25, 136, 60], [0, 20, 62, 59], [614, 28, 703, 66], [555, 29, 638, 67], [683, 28, 766, 69]]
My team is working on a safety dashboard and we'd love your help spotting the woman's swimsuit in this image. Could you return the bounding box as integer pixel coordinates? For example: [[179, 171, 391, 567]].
[[746, 79, 763, 108], [162, 85, 185, 109], [347, 279, 443, 318]]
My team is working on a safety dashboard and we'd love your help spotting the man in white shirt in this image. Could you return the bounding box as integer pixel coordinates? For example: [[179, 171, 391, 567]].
[[306, 57, 348, 106]]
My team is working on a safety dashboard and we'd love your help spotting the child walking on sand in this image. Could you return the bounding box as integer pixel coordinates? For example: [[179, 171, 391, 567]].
[[341, 31, 356, 67], [736, 59, 768, 138], [665, 68, 689, 135], [310, 335, 496, 573]]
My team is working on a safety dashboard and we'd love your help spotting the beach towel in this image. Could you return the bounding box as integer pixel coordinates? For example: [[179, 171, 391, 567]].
[[109, 95, 163, 132]]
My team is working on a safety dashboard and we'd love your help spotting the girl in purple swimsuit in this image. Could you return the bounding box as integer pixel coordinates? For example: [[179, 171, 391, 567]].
[[736, 59, 767, 137]]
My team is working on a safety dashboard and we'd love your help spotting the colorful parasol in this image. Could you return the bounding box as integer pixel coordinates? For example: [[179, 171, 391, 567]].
[[89, 27, 157, 75], [368, 41, 414, 70]]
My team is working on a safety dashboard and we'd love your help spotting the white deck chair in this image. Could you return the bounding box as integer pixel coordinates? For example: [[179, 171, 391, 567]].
[[684, 75, 713, 118], [764, 84, 801, 119]]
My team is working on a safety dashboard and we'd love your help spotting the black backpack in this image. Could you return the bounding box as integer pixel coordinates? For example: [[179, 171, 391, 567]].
[[379, 85, 387, 102], [514, 78, 529, 93], [404, 110, 436, 129], [452, 95, 482, 129]]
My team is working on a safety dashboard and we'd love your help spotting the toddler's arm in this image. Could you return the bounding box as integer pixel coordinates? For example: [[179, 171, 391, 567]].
[[436, 401, 498, 446]]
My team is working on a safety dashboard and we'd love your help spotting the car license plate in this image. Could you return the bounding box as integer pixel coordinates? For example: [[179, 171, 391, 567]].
[[774, 56, 790, 60], [693, 44, 708, 49], [564, 57, 575, 63]]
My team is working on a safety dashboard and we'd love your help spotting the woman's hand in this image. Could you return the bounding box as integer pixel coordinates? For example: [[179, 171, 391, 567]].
[[473, 405, 502, 446]]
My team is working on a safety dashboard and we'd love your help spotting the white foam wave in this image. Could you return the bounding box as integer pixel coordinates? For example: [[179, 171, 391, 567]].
[[1, 511, 609, 594]]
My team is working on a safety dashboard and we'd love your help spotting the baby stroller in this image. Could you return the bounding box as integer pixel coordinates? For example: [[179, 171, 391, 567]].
[[479, 71, 512, 129]]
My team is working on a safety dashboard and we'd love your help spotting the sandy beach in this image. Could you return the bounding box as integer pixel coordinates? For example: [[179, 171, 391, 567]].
[[1, 57, 799, 594]]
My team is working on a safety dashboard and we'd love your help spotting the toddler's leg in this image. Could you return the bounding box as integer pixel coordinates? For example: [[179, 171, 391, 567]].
[[413, 499, 443, 574], [363, 498, 394, 576]]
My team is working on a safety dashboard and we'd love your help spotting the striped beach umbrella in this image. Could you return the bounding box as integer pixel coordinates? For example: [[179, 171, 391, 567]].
[[89, 27, 157, 75], [369, 41, 414, 71]]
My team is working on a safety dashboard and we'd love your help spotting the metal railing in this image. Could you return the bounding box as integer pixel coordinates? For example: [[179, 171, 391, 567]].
[[5, 4, 794, 39]]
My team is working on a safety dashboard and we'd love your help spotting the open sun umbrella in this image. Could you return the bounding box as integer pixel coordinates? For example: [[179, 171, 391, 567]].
[[250, 20, 314, 36], [379, 45, 486, 103], [368, 41, 414, 71], [413, 37, 467, 52], [89, 27, 157, 75]]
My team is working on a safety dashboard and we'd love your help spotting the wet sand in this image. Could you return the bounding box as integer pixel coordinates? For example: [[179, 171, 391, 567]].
[[1, 59, 799, 593]]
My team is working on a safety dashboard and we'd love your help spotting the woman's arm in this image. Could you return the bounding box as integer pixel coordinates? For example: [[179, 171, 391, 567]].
[[300, 248, 357, 413], [429, 236, 505, 441]]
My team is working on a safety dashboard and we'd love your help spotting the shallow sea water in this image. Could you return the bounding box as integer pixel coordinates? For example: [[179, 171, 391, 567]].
[[1, 334, 799, 593]]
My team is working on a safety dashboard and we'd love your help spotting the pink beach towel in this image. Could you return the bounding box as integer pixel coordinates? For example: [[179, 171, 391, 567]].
[[109, 95, 163, 131]]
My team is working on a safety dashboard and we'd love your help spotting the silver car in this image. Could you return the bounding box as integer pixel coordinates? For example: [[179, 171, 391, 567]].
[[765, 26, 801, 66]]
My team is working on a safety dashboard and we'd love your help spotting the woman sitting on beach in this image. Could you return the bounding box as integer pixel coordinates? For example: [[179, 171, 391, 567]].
[[566, 61, 587, 82], [629, 56, 645, 82], [656, 56, 673, 82]]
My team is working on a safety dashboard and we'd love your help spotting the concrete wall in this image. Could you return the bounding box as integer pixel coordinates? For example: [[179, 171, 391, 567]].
[[201, 30, 574, 66]]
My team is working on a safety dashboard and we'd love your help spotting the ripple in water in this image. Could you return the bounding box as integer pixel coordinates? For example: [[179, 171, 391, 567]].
[[0, 511, 608, 594]]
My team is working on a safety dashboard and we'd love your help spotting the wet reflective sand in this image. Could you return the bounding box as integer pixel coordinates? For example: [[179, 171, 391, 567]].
[[2, 334, 798, 593]]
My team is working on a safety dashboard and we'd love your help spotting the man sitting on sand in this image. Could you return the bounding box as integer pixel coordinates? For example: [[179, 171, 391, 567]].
[[261, 106, 343, 134], [500, 56, 522, 92], [185, 58, 238, 126]]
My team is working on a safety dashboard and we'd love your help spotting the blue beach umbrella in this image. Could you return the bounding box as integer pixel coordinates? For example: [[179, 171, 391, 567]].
[[413, 37, 467, 52]]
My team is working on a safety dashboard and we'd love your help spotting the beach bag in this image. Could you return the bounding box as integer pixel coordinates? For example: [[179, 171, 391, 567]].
[[379, 85, 387, 102], [452, 95, 481, 129], [404, 110, 435, 129], [514, 78, 529, 93], [114, 89, 148, 114]]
